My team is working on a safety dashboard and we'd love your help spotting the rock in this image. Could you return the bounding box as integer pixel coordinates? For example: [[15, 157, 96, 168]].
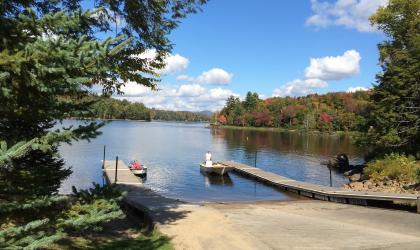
[[383, 179, 393, 186], [360, 174, 369, 181], [363, 180, 372, 189], [349, 173, 362, 182], [351, 182, 364, 190]]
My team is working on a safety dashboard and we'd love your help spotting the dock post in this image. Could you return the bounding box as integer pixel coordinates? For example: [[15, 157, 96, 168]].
[[254, 151, 257, 167], [417, 197, 420, 214], [102, 145, 106, 169], [115, 156, 118, 184], [329, 166, 332, 187]]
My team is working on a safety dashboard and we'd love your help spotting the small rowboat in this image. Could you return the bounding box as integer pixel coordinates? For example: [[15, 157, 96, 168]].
[[199, 162, 234, 175]]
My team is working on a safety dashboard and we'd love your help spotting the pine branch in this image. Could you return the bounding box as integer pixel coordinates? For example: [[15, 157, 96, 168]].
[[0, 196, 68, 214]]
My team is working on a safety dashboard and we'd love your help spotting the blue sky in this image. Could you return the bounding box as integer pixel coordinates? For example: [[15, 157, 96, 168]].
[[113, 0, 388, 111]]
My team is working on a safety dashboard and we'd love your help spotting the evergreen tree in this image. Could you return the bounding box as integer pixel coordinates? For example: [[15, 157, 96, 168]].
[[243, 91, 260, 112], [362, 0, 420, 157], [0, 0, 205, 248], [1, 0, 206, 194]]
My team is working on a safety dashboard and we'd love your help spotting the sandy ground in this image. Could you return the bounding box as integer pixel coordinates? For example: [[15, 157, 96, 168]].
[[120, 184, 420, 250], [155, 200, 420, 250]]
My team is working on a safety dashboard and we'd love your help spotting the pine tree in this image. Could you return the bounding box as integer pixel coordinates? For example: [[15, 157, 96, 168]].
[[1, 0, 206, 194], [0, 0, 206, 248], [361, 0, 420, 158]]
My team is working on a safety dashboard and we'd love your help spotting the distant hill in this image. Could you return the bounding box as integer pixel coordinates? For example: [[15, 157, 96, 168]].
[[198, 110, 213, 118], [151, 109, 210, 122]]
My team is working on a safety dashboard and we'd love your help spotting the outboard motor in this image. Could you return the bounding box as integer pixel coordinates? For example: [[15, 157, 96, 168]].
[[336, 154, 349, 171]]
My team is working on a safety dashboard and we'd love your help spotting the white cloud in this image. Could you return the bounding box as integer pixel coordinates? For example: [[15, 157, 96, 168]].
[[177, 84, 206, 97], [306, 0, 388, 32], [258, 93, 266, 100], [347, 86, 369, 92], [114, 83, 238, 111], [160, 54, 189, 75], [304, 50, 361, 80], [272, 50, 362, 97], [208, 88, 238, 99], [137, 49, 189, 75], [272, 78, 327, 97], [176, 75, 194, 81], [120, 81, 151, 96], [177, 68, 233, 85], [196, 68, 233, 84]]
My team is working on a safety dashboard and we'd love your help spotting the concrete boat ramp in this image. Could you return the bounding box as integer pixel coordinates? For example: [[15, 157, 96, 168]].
[[103, 160, 420, 250]]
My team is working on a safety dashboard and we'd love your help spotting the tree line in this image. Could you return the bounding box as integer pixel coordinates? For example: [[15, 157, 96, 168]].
[[216, 91, 370, 132], [87, 96, 210, 122]]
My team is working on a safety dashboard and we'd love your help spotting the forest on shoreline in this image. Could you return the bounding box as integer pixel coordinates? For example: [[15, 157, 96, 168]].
[[83, 91, 371, 131], [82, 96, 211, 122], [215, 91, 370, 132]]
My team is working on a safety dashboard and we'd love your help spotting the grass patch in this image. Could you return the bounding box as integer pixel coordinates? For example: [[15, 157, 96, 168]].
[[50, 217, 172, 250], [102, 230, 172, 250]]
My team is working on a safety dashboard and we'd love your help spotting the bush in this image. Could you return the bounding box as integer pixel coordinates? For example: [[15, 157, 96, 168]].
[[416, 168, 420, 183], [364, 154, 420, 183], [0, 184, 126, 249]]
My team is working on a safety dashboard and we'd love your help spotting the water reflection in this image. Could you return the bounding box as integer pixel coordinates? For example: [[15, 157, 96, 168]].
[[212, 128, 361, 157], [201, 171, 233, 186], [137, 175, 147, 184]]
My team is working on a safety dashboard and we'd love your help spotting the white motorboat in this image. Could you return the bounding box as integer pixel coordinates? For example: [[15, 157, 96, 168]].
[[199, 162, 234, 175], [129, 160, 147, 176], [130, 165, 147, 176]]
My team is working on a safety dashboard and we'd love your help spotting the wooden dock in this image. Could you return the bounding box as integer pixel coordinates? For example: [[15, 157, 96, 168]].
[[103, 160, 143, 186], [219, 161, 420, 213], [102, 159, 419, 213], [102, 160, 190, 226]]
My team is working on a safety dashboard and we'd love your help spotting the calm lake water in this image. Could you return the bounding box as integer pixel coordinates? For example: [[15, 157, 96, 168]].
[[59, 120, 365, 202]]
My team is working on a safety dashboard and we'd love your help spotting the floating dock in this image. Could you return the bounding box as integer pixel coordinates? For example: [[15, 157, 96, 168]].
[[219, 160, 420, 213], [103, 160, 143, 186], [103, 159, 419, 213]]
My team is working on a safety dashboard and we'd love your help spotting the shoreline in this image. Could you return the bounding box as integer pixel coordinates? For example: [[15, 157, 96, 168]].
[[66, 117, 209, 123], [219, 125, 361, 136], [65, 118, 362, 136]]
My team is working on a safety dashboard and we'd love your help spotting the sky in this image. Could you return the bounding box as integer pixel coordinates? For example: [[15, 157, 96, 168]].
[[113, 0, 389, 111]]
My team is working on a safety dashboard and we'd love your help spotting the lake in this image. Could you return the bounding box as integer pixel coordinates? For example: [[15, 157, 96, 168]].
[[59, 120, 365, 202]]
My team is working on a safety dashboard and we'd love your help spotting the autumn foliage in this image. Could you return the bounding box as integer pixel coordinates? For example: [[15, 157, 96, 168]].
[[218, 91, 370, 131]]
